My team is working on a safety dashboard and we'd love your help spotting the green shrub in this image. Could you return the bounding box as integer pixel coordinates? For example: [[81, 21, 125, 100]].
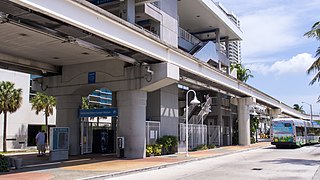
[[194, 144, 208, 151], [146, 144, 163, 157], [251, 137, 256, 144], [208, 144, 216, 149], [146, 145, 153, 157], [152, 144, 162, 156], [156, 135, 178, 154], [0, 155, 9, 172]]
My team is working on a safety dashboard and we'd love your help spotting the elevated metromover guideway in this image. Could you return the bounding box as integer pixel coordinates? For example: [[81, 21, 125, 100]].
[[1, 0, 308, 119]]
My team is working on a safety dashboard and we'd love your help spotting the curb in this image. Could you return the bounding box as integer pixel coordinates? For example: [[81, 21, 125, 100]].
[[79, 144, 271, 180]]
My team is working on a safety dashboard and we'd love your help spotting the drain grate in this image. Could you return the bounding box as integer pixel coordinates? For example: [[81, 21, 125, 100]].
[[251, 168, 263, 171]]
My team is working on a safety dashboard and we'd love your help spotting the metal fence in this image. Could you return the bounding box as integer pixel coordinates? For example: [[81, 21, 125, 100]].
[[146, 121, 160, 145], [179, 123, 207, 150], [208, 125, 221, 146]]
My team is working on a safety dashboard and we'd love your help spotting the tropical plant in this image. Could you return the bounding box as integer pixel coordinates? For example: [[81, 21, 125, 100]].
[[146, 144, 162, 157], [152, 144, 163, 156], [31, 92, 56, 144], [0, 155, 9, 172], [0, 81, 22, 152], [250, 116, 259, 144], [146, 145, 153, 157], [207, 144, 216, 149], [156, 135, 178, 154], [304, 21, 320, 85], [230, 63, 254, 82], [193, 144, 208, 151], [293, 104, 305, 113], [81, 97, 90, 109]]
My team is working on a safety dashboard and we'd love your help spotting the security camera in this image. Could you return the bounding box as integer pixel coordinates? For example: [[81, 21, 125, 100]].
[[146, 66, 154, 75]]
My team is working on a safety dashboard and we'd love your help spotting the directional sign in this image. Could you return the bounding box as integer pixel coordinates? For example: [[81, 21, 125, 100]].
[[79, 107, 118, 117]]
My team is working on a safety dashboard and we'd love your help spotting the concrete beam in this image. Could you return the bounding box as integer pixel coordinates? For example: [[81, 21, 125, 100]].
[[9, 0, 308, 119], [0, 52, 60, 74]]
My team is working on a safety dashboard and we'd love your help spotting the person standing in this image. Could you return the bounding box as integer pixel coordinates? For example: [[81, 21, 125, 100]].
[[36, 130, 46, 156]]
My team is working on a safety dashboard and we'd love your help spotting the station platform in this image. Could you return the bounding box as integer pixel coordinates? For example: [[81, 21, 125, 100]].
[[0, 141, 271, 180]]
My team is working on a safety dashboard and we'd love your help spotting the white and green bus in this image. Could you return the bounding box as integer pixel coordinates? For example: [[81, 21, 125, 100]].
[[270, 118, 320, 148]]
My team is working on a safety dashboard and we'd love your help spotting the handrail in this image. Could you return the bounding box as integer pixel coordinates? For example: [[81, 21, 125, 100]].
[[178, 27, 201, 46]]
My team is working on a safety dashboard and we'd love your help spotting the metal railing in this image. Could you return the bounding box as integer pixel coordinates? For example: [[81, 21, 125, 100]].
[[178, 27, 201, 46], [146, 121, 160, 145], [208, 125, 221, 146], [194, 97, 212, 124], [179, 123, 207, 150]]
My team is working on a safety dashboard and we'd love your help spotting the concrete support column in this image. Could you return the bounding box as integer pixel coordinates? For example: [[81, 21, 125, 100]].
[[215, 29, 221, 70], [119, 0, 135, 24], [238, 97, 256, 146], [225, 37, 230, 74], [56, 95, 82, 155], [269, 108, 281, 119], [215, 29, 221, 51], [159, 84, 179, 137], [117, 90, 147, 158], [217, 93, 223, 146]]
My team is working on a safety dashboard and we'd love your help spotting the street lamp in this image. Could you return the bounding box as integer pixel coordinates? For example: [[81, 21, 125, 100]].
[[301, 101, 313, 123], [185, 89, 200, 157]]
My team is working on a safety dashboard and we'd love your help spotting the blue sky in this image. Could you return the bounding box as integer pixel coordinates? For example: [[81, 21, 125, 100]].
[[219, 0, 320, 115]]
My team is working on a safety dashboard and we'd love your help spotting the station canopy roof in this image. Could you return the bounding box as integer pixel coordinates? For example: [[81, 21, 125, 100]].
[[178, 0, 243, 41]]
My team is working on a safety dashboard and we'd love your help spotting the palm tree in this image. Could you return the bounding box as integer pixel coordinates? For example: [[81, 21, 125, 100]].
[[31, 92, 56, 144], [305, 21, 320, 85], [231, 63, 254, 82], [0, 81, 22, 152], [82, 97, 90, 109], [293, 104, 305, 113]]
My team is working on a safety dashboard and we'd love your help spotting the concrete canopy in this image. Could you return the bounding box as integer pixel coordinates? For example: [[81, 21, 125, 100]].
[[0, 1, 161, 75], [178, 0, 243, 41]]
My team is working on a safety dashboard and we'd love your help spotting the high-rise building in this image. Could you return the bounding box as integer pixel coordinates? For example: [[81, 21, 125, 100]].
[[215, 2, 242, 64]]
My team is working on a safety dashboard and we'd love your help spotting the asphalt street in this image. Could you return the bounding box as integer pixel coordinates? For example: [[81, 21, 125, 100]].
[[106, 144, 320, 180]]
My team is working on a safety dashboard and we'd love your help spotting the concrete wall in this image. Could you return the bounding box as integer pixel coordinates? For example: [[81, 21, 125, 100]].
[[159, 84, 179, 136], [147, 84, 179, 137], [0, 69, 56, 150]]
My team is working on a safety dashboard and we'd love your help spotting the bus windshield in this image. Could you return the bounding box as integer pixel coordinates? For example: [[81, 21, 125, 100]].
[[272, 122, 293, 134]]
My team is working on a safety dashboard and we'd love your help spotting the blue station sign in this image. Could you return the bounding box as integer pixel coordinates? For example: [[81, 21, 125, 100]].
[[88, 72, 96, 84], [79, 107, 118, 117]]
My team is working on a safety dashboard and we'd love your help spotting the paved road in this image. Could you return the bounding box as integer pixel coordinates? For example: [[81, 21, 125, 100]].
[[106, 144, 320, 180]]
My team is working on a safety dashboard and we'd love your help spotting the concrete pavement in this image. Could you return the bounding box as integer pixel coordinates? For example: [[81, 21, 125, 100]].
[[0, 141, 271, 180]]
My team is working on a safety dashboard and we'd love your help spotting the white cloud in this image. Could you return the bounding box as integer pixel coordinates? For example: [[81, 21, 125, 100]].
[[246, 53, 315, 75], [219, 0, 320, 62], [240, 8, 300, 59]]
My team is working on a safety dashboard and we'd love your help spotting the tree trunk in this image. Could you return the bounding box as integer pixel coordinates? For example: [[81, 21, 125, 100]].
[[3, 112, 7, 152], [45, 115, 49, 145]]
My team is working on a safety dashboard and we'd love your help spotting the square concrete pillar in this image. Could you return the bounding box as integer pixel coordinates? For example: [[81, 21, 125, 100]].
[[238, 97, 256, 146], [117, 90, 147, 158]]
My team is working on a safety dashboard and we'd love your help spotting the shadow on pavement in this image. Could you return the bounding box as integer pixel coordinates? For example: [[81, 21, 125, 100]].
[[260, 158, 320, 166], [2, 153, 119, 175]]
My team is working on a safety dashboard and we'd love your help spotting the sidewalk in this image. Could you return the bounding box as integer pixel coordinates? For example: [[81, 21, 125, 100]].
[[0, 141, 271, 180]]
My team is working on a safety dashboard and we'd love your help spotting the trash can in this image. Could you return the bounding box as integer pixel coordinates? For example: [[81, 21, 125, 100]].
[[117, 137, 125, 158], [14, 158, 23, 169], [223, 134, 230, 146]]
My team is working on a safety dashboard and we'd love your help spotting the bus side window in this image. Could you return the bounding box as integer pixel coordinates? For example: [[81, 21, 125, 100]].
[[296, 127, 305, 136]]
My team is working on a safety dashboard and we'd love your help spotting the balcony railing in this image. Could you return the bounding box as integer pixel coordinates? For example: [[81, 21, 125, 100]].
[[178, 27, 201, 46]]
